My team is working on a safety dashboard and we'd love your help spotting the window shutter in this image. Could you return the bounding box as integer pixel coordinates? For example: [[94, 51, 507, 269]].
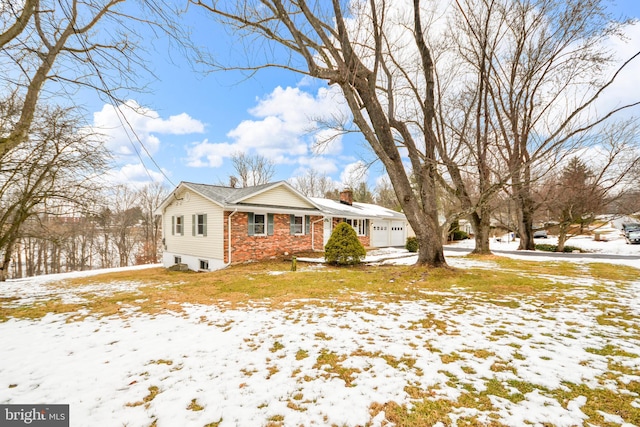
[[267, 214, 274, 236], [289, 214, 295, 235], [203, 214, 207, 236], [305, 215, 310, 235], [365, 219, 369, 236], [248, 212, 255, 236], [180, 216, 184, 235], [192, 214, 196, 236], [171, 216, 175, 235]]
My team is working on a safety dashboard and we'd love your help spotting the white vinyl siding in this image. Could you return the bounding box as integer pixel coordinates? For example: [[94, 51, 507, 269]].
[[243, 186, 315, 209], [163, 190, 223, 260]]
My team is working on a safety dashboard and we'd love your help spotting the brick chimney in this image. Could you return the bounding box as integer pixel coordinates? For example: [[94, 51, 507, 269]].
[[339, 189, 353, 205]]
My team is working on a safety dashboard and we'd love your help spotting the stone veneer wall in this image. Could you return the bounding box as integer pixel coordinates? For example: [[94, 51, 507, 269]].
[[224, 212, 324, 263]]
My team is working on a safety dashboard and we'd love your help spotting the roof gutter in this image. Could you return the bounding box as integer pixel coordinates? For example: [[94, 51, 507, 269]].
[[225, 209, 238, 267]]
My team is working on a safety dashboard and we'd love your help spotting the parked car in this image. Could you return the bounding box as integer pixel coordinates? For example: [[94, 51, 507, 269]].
[[533, 230, 548, 238], [626, 229, 640, 244], [622, 223, 640, 237]]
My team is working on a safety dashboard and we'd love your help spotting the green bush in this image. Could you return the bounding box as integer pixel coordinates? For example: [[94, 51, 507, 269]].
[[406, 237, 419, 253], [535, 244, 556, 252], [451, 230, 469, 241], [324, 222, 367, 266], [535, 244, 583, 253]]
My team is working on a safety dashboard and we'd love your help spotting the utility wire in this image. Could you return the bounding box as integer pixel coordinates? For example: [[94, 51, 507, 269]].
[[58, 0, 176, 188]]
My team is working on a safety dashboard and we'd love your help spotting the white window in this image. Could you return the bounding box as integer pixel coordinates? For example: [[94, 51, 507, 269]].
[[199, 260, 209, 270], [346, 218, 368, 236], [174, 256, 182, 264], [292, 215, 303, 234], [197, 214, 206, 236], [174, 215, 183, 235], [254, 214, 265, 235], [249, 213, 273, 236]]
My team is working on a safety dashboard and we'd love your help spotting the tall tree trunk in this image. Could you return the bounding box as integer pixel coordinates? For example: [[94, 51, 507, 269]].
[[470, 208, 492, 254], [16, 243, 22, 279], [517, 194, 536, 250], [0, 242, 14, 281], [556, 222, 569, 252]]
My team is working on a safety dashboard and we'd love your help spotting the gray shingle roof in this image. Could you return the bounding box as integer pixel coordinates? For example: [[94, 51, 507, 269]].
[[160, 181, 406, 221], [182, 181, 277, 205]]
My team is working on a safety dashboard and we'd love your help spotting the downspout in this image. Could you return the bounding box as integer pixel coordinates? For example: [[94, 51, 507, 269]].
[[226, 209, 238, 267], [312, 216, 326, 252]]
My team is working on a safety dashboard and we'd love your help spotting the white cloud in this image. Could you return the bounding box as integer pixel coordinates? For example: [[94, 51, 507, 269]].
[[147, 112, 205, 134], [90, 100, 204, 188], [92, 100, 205, 160], [340, 160, 369, 187], [186, 84, 352, 172], [102, 163, 167, 188], [297, 156, 340, 174], [185, 139, 235, 168], [312, 128, 344, 155], [595, 22, 640, 113]]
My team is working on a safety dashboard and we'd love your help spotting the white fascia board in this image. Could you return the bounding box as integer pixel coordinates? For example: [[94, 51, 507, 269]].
[[229, 181, 324, 211], [222, 204, 324, 216], [181, 182, 226, 208]]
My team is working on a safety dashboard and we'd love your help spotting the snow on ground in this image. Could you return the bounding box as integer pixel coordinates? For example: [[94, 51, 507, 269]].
[[457, 232, 640, 256], [0, 243, 639, 426]]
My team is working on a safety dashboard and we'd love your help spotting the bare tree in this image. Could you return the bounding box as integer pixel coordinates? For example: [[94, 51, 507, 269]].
[[230, 152, 276, 187], [374, 176, 401, 211], [431, 0, 640, 254], [433, 0, 508, 254], [137, 182, 168, 264], [108, 185, 143, 267], [192, 0, 448, 266], [0, 0, 184, 158], [465, 0, 639, 250], [0, 105, 109, 280], [542, 121, 639, 250], [290, 168, 337, 197]]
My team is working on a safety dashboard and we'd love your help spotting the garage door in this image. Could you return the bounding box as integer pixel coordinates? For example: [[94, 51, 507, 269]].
[[371, 220, 390, 247], [390, 221, 406, 246]]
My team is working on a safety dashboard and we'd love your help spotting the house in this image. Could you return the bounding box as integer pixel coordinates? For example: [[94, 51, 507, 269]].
[[156, 181, 410, 271]]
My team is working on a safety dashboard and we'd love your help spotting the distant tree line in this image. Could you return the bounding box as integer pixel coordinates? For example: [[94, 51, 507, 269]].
[[0, 97, 166, 281], [3, 0, 640, 277], [1, 172, 167, 281], [191, 0, 640, 267]]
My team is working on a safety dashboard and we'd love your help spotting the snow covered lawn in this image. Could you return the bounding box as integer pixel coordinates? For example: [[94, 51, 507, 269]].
[[1, 254, 639, 426]]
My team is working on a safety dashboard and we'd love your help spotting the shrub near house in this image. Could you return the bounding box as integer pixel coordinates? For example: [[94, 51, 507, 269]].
[[156, 181, 410, 271], [324, 222, 367, 266]]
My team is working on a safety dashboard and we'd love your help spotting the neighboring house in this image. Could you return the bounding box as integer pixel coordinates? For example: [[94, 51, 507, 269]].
[[156, 181, 409, 271]]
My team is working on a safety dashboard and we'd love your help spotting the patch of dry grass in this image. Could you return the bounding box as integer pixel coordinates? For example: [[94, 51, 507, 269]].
[[2, 255, 636, 322], [3, 256, 639, 426]]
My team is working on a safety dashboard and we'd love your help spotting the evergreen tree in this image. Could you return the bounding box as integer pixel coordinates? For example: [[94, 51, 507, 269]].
[[324, 222, 366, 266]]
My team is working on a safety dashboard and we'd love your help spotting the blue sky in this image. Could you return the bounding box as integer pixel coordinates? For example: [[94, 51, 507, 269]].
[[85, 0, 640, 191]]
